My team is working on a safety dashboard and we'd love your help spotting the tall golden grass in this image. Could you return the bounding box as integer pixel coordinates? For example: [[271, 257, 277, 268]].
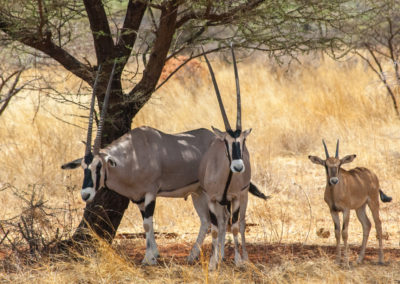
[[1, 54, 400, 282]]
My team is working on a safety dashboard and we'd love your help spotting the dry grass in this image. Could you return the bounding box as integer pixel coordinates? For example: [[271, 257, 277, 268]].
[[1, 54, 400, 283]]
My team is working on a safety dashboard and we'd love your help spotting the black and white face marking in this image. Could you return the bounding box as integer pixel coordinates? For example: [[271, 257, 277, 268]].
[[214, 127, 251, 173], [80, 154, 105, 203], [227, 129, 245, 173]]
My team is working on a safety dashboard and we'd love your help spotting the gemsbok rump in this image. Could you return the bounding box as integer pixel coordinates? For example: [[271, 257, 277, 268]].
[[200, 45, 252, 270], [61, 61, 268, 265], [308, 140, 392, 267]]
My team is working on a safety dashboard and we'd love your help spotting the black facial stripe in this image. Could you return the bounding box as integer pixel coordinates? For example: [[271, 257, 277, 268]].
[[227, 129, 241, 138], [232, 142, 241, 160], [144, 200, 156, 219], [95, 162, 102, 191], [209, 210, 218, 226], [224, 139, 231, 162], [82, 168, 93, 188]]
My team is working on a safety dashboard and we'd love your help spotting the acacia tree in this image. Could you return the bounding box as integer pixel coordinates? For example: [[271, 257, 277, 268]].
[[334, 0, 400, 116], [0, 0, 356, 245]]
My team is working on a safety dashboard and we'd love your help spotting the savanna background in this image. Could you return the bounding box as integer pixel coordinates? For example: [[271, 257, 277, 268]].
[[1, 0, 400, 283]]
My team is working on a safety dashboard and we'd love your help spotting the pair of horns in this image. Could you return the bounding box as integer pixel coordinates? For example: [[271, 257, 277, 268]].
[[203, 43, 242, 131], [85, 60, 117, 156], [322, 139, 339, 158]]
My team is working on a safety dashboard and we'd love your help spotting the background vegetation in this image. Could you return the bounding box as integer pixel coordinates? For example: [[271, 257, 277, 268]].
[[1, 53, 400, 282]]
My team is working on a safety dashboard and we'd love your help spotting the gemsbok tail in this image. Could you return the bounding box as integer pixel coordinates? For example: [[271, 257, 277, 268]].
[[249, 183, 270, 200], [379, 189, 392, 203]]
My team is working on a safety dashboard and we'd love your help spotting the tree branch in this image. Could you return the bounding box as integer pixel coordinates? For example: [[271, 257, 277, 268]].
[[83, 0, 115, 64], [128, 1, 179, 104], [0, 17, 93, 84], [116, 0, 147, 75]]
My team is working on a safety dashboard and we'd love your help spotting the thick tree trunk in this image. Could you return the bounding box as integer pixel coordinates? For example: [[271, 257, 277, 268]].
[[71, 89, 138, 244]]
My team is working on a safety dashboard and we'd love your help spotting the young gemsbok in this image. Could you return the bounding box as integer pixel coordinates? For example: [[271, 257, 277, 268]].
[[200, 45, 252, 270], [309, 140, 392, 267], [61, 61, 268, 265]]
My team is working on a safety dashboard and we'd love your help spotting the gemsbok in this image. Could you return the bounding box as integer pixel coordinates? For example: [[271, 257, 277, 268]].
[[308, 140, 392, 267], [62, 61, 268, 265], [199, 45, 252, 270]]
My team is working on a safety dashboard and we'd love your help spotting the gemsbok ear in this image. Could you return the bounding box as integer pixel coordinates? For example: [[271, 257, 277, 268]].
[[105, 156, 117, 167], [61, 158, 83, 170], [308, 155, 325, 166], [340, 154, 356, 165], [243, 128, 252, 138], [211, 126, 226, 140]]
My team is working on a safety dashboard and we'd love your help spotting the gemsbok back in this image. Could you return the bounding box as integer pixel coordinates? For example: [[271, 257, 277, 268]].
[[308, 140, 392, 267], [200, 45, 252, 270], [62, 61, 268, 265]]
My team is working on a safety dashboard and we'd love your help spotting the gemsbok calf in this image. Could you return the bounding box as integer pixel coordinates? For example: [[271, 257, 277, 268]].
[[62, 61, 267, 265], [200, 45, 252, 270], [309, 140, 392, 267]]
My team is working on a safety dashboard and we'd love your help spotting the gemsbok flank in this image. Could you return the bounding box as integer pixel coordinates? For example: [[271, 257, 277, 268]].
[[308, 140, 392, 267], [200, 45, 252, 270], [61, 61, 268, 265]]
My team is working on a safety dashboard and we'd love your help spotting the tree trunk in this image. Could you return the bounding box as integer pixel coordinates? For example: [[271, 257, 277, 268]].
[[71, 88, 138, 244]]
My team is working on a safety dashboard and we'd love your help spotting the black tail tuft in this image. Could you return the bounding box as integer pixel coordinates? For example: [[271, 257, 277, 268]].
[[379, 189, 392, 203], [249, 183, 270, 200]]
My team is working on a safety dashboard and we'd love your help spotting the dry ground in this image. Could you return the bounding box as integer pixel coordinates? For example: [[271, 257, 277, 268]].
[[1, 53, 400, 283]]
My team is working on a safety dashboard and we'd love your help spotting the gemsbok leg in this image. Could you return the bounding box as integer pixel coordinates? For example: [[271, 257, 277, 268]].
[[331, 210, 341, 264], [187, 192, 210, 263], [368, 198, 384, 263], [342, 209, 351, 268], [230, 198, 242, 266], [239, 189, 249, 261], [141, 193, 158, 265], [355, 203, 371, 264]]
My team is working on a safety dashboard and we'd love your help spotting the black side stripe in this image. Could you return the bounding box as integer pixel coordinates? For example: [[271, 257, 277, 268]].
[[131, 197, 145, 204], [157, 180, 199, 193]]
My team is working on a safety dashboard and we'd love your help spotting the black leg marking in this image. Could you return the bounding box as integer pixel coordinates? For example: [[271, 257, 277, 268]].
[[232, 208, 240, 224], [140, 210, 145, 220], [334, 222, 339, 231], [144, 200, 156, 219], [210, 210, 218, 227]]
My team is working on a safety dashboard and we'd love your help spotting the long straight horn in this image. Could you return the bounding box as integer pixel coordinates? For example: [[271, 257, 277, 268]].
[[202, 48, 232, 131], [93, 60, 117, 154], [230, 43, 241, 130], [85, 64, 102, 156], [322, 139, 330, 158], [335, 139, 339, 158]]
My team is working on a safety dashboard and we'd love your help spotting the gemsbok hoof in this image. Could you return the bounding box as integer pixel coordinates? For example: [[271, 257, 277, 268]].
[[142, 257, 157, 266]]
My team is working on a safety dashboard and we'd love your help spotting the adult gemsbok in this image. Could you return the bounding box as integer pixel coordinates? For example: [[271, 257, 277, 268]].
[[199, 45, 252, 270], [61, 61, 268, 265], [308, 140, 392, 267]]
